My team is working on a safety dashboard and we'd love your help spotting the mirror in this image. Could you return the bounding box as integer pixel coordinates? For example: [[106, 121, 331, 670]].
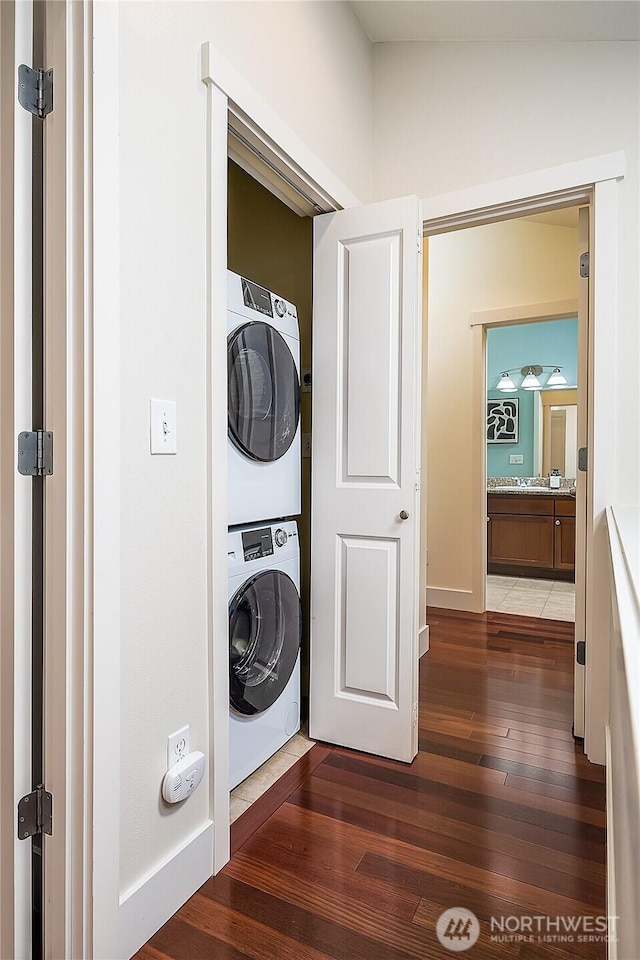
[[533, 388, 577, 478]]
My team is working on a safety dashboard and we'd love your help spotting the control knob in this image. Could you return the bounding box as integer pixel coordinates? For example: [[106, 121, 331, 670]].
[[274, 528, 288, 547], [274, 299, 286, 318]]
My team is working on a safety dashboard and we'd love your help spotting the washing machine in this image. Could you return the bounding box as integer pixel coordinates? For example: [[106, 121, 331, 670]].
[[227, 271, 301, 527], [228, 519, 301, 789]]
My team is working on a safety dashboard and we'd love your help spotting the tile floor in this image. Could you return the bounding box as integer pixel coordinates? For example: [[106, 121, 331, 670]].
[[486, 574, 575, 621], [229, 730, 315, 823]]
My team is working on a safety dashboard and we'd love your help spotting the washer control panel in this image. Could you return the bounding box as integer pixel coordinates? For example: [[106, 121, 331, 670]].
[[241, 527, 273, 562]]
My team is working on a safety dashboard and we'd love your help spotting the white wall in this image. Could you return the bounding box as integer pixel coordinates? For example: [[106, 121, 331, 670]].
[[426, 219, 578, 604], [606, 506, 640, 960], [117, 0, 372, 906], [373, 40, 640, 503]]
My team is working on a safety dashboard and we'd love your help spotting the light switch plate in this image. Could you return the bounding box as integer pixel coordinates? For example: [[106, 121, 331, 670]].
[[150, 399, 177, 455], [509, 454, 524, 464]]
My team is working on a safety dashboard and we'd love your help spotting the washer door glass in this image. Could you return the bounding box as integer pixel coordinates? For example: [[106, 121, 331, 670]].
[[229, 570, 301, 716], [228, 321, 300, 463]]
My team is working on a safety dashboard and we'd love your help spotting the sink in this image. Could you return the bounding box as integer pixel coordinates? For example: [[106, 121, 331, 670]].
[[491, 485, 532, 492]]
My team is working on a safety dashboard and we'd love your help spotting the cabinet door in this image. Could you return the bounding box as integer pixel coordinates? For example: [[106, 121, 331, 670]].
[[488, 515, 554, 567], [554, 517, 576, 570]]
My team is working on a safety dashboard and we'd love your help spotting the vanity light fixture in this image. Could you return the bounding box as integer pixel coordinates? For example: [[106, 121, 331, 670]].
[[494, 364, 569, 392], [546, 367, 569, 388], [520, 366, 542, 390], [496, 372, 518, 392]]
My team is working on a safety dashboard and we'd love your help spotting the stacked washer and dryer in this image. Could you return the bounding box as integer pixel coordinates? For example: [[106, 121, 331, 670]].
[[227, 271, 303, 790]]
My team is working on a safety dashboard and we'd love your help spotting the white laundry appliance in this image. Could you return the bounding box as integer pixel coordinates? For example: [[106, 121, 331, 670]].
[[227, 271, 301, 527], [228, 519, 301, 790]]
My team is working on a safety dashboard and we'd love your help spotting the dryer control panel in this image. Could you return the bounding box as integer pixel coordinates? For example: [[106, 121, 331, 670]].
[[241, 278, 273, 317]]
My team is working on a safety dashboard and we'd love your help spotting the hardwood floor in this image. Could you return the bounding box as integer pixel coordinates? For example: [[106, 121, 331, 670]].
[[135, 609, 607, 960]]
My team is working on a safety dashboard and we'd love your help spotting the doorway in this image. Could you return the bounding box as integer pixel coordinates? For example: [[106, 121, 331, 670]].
[[423, 206, 589, 737], [485, 316, 579, 622], [226, 159, 316, 824]]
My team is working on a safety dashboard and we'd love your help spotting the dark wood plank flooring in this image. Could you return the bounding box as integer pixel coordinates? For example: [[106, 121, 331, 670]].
[[136, 608, 606, 960]]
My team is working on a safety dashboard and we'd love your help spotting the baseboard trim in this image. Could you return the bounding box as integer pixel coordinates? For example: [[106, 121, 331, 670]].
[[418, 624, 430, 658], [119, 820, 214, 959], [426, 586, 477, 612], [605, 725, 617, 960]]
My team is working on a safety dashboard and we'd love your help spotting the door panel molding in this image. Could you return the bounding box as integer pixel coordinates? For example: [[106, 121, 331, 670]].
[[310, 195, 421, 764]]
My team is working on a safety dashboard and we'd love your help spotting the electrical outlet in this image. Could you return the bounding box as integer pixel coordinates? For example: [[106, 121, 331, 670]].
[[302, 433, 311, 458], [167, 725, 190, 768], [509, 454, 524, 464]]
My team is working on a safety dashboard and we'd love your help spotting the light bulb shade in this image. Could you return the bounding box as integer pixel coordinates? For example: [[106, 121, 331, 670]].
[[521, 368, 541, 390], [496, 373, 518, 392], [546, 367, 568, 388]]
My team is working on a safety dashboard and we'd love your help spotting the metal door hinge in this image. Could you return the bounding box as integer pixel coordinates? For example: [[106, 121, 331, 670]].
[[578, 447, 588, 472], [576, 641, 586, 666], [17, 786, 53, 840], [17, 430, 53, 476], [579, 251, 590, 279], [18, 65, 53, 119]]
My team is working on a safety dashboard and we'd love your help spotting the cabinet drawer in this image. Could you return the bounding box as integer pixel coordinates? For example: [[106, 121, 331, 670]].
[[487, 495, 553, 516], [554, 497, 576, 517]]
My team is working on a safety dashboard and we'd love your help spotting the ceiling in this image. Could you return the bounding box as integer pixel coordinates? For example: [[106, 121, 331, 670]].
[[350, 1, 640, 42], [522, 208, 580, 228]]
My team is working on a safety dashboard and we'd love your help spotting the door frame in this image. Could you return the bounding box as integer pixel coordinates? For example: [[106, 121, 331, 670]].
[[468, 297, 580, 612], [42, 0, 93, 956], [200, 41, 353, 883], [89, 28, 625, 956], [421, 160, 623, 765], [0, 1, 91, 957], [467, 294, 586, 737], [1, 2, 33, 956]]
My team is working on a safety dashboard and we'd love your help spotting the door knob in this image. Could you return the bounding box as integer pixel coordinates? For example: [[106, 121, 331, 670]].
[[399, 510, 409, 520], [555, 519, 561, 526]]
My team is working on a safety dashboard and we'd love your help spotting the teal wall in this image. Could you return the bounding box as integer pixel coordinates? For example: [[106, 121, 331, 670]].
[[487, 318, 578, 477]]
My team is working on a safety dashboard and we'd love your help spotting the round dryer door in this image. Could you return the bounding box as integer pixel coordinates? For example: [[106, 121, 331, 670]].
[[229, 569, 301, 716], [228, 321, 300, 463]]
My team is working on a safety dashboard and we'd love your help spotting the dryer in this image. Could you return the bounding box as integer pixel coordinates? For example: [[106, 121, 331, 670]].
[[227, 271, 301, 527], [228, 519, 301, 789]]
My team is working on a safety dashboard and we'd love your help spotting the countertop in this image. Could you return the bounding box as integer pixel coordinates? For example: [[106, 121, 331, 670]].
[[487, 486, 576, 498]]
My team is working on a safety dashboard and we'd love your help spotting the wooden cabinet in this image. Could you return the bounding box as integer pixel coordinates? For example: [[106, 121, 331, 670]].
[[487, 494, 575, 579], [554, 517, 575, 569]]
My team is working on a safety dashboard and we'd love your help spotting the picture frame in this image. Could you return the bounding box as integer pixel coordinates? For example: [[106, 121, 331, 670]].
[[487, 398, 519, 443]]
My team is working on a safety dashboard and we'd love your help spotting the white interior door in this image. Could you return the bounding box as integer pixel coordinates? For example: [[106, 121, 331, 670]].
[[310, 195, 422, 763], [0, 1, 34, 957]]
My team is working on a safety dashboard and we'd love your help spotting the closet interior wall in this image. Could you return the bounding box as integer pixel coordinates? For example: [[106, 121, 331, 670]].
[[227, 159, 313, 710]]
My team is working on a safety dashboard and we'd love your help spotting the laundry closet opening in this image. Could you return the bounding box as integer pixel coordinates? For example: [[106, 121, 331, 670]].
[[226, 159, 315, 821]]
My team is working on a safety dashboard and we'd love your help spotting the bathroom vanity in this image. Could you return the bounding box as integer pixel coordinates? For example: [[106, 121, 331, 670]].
[[487, 488, 575, 580]]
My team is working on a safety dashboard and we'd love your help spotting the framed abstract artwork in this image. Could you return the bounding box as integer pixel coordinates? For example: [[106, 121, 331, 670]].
[[487, 398, 519, 443]]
